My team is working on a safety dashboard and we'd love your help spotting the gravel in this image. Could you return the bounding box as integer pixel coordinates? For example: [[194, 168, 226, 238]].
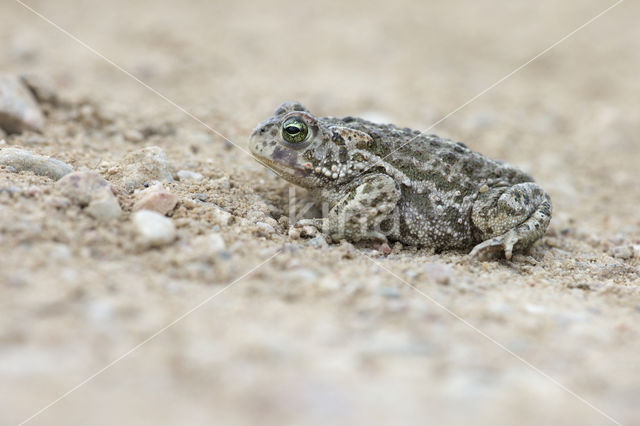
[[0, 74, 45, 134], [177, 169, 204, 182], [132, 209, 176, 248], [132, 183, 178, 215], [0, 147, 73, 180], [119, 146, 174, 191], [56, 171, 122, 221]]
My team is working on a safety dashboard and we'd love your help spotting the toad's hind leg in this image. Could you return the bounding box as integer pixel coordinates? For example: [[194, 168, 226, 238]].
[[470, 182, 552, 259]]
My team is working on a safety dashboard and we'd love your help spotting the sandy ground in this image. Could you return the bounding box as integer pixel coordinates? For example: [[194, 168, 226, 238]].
[[1, 0, 639, 425]]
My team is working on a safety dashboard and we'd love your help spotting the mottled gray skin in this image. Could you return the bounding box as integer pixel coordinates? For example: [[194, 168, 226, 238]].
[[250, 102, 552, 259]]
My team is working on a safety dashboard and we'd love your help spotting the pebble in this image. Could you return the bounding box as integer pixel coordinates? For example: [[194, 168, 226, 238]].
[[211, 205, 233, 226], [132, 210, 176, 248], [611, 245, 633, 260], [211, 176, 230, 190], [56, 171, 122, 220], [307, 234, 328, 249], [262, 216, 279, 229], [256, 221, 275, 235], [85, 195, 122, 221], [288, 227, 301, 240], [177, 170, 204, 182], [181, 198, 197, 209], [207, 233, 226, 253], [376, 243, 392, 255], [132, 184, 177, 215], [0, 74, 45, 133], [123, 129, 144, 143], [0, 147, 73, 180], [120, 146, 173, 191], [299, 225, 318, 238], [56, 171, 111, 205]]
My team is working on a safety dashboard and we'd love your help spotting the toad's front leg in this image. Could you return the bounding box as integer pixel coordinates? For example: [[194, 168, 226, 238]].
[[297, 173, 400, 243]]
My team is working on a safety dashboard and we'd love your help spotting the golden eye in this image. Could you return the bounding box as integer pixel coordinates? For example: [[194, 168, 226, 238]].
[[282, 118, 309, 143]]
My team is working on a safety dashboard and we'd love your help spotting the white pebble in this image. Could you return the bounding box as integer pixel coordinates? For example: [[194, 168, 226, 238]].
[[207, 233, 226, 253], [120, 146, 173, 191], [177, 169, 204, 182], [132, 210, 176, 248], [256, 221, 275, 235], [211, 205, 233, 226], [0, 74, 45, 133], [86, 195, 122, 221]]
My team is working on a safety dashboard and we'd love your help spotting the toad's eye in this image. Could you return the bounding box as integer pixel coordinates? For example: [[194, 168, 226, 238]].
[[282, 118, 309, 143]]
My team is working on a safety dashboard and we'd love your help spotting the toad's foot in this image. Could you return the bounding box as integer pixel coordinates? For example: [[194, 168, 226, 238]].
[[469, 230, 520, 260]]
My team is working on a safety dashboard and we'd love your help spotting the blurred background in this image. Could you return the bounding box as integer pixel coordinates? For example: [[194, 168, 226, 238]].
[[1, 0, 638, 425]]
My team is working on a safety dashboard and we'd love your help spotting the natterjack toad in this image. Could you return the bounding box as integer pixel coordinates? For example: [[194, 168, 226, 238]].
[[250, 102, 552, 259]]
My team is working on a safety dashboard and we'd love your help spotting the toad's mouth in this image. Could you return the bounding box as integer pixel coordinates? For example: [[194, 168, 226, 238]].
[[250, 153, 312, 181]]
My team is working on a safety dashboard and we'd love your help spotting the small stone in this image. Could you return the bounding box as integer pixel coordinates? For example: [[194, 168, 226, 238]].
[[256, 221, 275, 235], [207, 233, 226, 253], [308, 234, 328, 249], [132, 210, 176, 248], [177, 170, 204, 182], [133, 184, 178, 215], [86, 195, 122, 221], [376, 243, 392, 255], [611, 245, 633, 260], [288, 227, 301, 240], [278, 215, 289, 228], [262, 216, 279, 229], [57, 171, 111, 206], [0, 74, 45, 133], [123, 129, 144, 143], [299, 225, 318, 238], [211, 205, 233, 226], [56, 171, 122, 220], [211, 176, 230, 190], [0, 147, 73, 180], [339, 240, 356, 259], [182, 198, 197, 209], [120, 146, 173, 191]]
